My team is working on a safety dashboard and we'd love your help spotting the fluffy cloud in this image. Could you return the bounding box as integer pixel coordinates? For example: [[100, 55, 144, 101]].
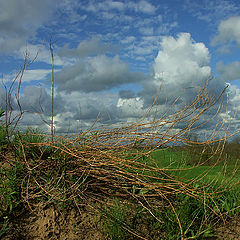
[[140, 33, 211, 105], [20, 69, 52, 83], [105, 0, 125, 11], [0, 85, 66, 130], [2, 68, 57, 86], [153, 33, 210, 82], [121, 36, 136, 44], [117, 97, 145, 119], [137, 32, 239, 134], [58, 37, 118, 58], [81, 0, 125, 12], [20, 86, 66, 117], [55, 55, 145, 92], [16, 112, 48, 130], [0, 0, 55, 53], [229, 84, 240, 114], [211, 16, 240, 46], [0, 88, 6, 110], [0, 37, 25, 54], [50, 91, 120, 133], [60, 91, 118, 122], [216, 61, 240, 82], [12, 87, 146, 133]]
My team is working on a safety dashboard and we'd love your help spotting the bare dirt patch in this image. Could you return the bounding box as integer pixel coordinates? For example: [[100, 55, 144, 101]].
[[215, 214, 240, 240], [2, 203, 105, 240], [2, 201, 240, 240]]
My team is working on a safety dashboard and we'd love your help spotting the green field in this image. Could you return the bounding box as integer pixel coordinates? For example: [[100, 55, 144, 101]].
[[149, 147, 240, 184], [121, 146, 240, 188]]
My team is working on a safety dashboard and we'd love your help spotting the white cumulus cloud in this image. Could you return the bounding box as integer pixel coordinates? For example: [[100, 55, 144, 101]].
[[117, 97, 144, 119], [153, 33, 210, 83], [211, 16, 240, 46], [140, 33, 211, 105]]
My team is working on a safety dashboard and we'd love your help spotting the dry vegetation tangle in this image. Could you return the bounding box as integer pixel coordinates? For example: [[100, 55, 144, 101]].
[[0, 52, 240, 239]]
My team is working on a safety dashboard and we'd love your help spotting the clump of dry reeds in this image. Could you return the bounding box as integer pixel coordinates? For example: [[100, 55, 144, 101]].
[[2, 49, 239, 240]]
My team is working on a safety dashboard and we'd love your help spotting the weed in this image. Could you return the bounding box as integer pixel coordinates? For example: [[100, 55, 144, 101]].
[[151, 194, 215, 239], [217, 187, 240, 215], [0, 160, 24, 238], [13, 127, 46, 159], [103, 199, 129, 240], [0, 109, 7, 146], [0, 162, 24, 217], [0, 125, 7, 146]]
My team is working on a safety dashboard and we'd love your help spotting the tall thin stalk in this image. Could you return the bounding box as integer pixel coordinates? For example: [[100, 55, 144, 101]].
[[49, 39, 54, 143]]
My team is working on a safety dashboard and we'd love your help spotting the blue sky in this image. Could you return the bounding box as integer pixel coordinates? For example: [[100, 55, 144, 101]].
[[0, 0, 240, 136]]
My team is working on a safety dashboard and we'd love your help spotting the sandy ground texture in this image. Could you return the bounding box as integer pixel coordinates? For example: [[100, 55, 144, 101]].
[[215, 214, 240, 240], [2, 203, 105, 240], [2, 202, 240, 240]]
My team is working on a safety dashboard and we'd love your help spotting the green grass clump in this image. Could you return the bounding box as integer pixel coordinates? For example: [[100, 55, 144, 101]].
[[0, 125, 7, 146], [0, 161, 25, 237], [103, 199, 129, 240], [0, 162, 24, 216], [160, 187, 239, 239], [0, 109, 7, 146], [13, 127, 47, 159]]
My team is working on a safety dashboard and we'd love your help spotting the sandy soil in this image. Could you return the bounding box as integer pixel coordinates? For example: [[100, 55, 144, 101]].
[[2, 202, 240, 240], [215, 214, 240, 240], [2, 203, 105, 240]]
